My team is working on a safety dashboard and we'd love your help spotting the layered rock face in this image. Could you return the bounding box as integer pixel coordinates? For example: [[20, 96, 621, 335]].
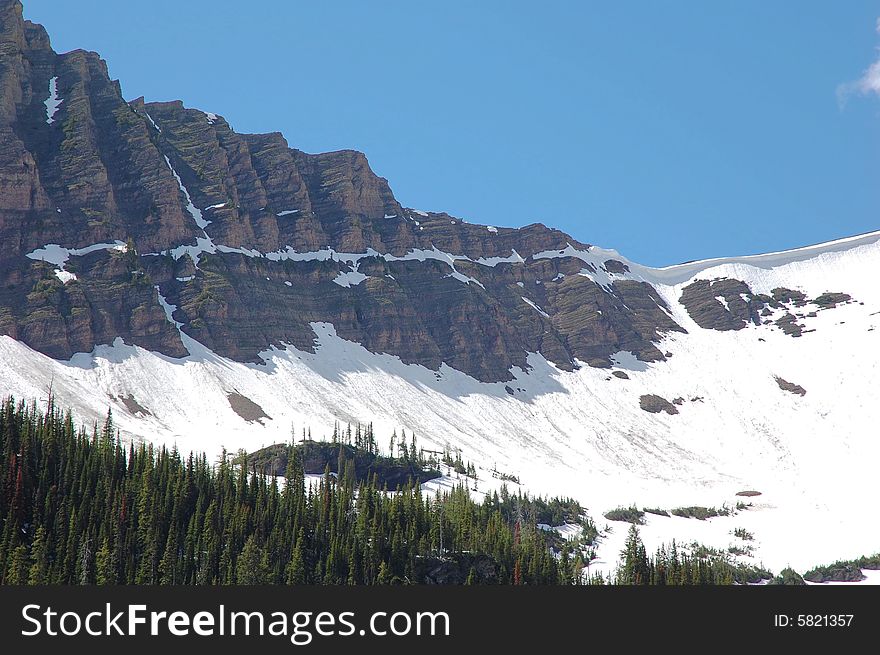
[[0, 0, 684, 381], [678, 277, 854, 339]]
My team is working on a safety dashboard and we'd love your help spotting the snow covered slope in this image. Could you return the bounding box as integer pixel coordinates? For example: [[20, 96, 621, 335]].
[[2, 230, 879, 575]]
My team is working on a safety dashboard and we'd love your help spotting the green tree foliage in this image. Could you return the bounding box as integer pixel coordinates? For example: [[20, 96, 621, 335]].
[[612, 527, 770, 585], [0, 397, 565, 585]]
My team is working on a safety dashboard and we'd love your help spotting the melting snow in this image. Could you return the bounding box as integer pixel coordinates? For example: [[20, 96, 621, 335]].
[[54, 269, 76, 284], [476, 250, 524, 267], [444, 271, 484, 288], [487, 226, 498, 233], [9, 230, 880, 580], [44, 77, 62, 124], [332, 271, 368, 288], [26, 241, 126, 268], [521, 296, 549, 318], [164, 156, 210, 229], [534, 244, 626, 291], [144, 112, 161, 132], [609, 350, 650, 372], [277, 209, 299, 217], [155, 287, 182, 329], [537, 523, 583, 540], [168, 237, 216, 265]]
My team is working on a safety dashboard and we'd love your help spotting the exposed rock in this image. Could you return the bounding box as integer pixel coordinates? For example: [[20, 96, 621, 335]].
[[419, 554, 498, 585], [603, 259, 629, 274], [775, 376, 806, 396], [679, 278, 762, 330], [774, 313, 803, 337], [812, 292, 852, 309], [803, 563, 865, 584], [245, 441, 441, 488], [768, 568, 807, 585], [639, 394, 679, 415], [735, 490, 762, 497], [0, 4, 686, 382], [0, 249, 187, 359], [116, 393, 151, 417], [771, 287, 807, 307], [227, 391, 271, 423], [612, 370, 629, 380]]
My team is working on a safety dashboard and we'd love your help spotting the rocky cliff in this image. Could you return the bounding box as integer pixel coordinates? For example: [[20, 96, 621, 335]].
[[0, 0, 684, 381]]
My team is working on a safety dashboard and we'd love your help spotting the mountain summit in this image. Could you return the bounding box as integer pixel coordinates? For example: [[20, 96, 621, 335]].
[[0, 0, 684, 383]]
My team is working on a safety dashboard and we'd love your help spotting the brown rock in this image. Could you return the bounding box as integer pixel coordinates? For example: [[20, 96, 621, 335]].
[[775, 376, 806, 396], [639, 394, 679, 415]]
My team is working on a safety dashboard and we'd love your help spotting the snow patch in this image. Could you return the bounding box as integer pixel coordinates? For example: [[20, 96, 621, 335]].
[[26, 241, 126, 268], [44, 77, 62, 124], [521, 296, 550, 318], [7, 229, 880, 579], [609, 350, 649, 372], [54, 269, 76, 284], [537, 523, 582, 540], [144, 112, 161, 132], [164, 156, 209, 229], [155, 287, 182, 329], [332, 271, 368, 288], [444, 271, 485, 288], [475, 250, 525, 267]]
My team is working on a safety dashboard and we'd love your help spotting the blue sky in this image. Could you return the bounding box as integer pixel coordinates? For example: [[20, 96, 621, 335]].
[[24, 0, 880, 265]]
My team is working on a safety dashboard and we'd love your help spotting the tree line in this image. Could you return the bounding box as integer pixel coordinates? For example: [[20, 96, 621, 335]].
[[0, 396, 566, 585], [1, 395, 779, 585]]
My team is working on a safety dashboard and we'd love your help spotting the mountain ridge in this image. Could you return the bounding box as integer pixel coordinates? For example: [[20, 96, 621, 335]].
[[0, 0, 685, 382], [1, 0, 879, 577]]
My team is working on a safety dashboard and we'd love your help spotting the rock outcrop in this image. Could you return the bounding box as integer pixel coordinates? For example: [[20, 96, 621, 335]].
[[0, 2, 694, 382], [639, 394, 679, 415]]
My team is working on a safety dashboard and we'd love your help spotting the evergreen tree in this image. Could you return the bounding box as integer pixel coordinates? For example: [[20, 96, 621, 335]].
[[28, 526, 49, 585], [618, 524, 650, 585], [233, 533, 269, 585]]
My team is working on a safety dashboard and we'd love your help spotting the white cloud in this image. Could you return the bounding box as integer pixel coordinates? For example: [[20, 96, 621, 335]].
[[837, 17, 880, 106]]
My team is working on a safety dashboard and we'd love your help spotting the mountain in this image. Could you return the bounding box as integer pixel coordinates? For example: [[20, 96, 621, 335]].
[[1, 0, 878, 576]]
